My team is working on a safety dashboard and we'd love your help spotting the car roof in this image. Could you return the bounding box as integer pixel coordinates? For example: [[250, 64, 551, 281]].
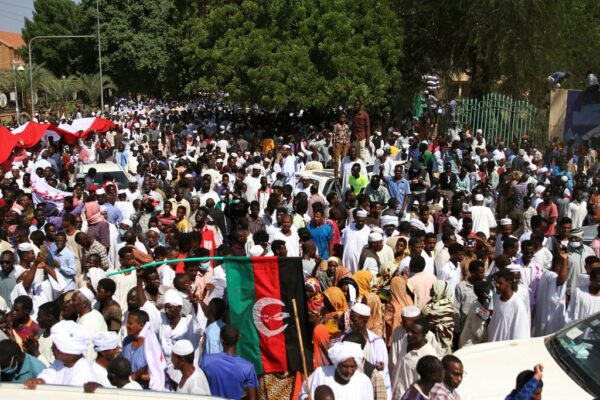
[[295, 169, 335, 179], [76, 162, 125, 173]]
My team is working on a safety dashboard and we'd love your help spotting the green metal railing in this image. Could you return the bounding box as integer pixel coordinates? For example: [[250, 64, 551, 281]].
[[453, 93, 542, 145]]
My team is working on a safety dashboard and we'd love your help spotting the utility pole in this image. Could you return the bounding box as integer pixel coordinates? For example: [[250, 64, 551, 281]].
[[96, 0, 104, 113]]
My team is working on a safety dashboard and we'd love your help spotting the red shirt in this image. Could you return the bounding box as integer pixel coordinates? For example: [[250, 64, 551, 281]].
[[536, 202, 558, 236]]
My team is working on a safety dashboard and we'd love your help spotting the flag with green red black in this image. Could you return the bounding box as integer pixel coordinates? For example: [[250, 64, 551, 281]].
[[225, 256, 313, 375]]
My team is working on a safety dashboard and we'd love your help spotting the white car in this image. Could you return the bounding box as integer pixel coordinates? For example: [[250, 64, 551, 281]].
[[455, 312, 600, 399], [72, 162, 136, 190], [294, 166, 340, 198]]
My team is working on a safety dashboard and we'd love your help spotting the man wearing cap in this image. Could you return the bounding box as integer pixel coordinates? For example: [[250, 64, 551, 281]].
[[469, 193, 497, 239], [349, 302, 391, 398], [358, 232, 393, 277], [90, 331, 121, 387], [566, 227, 595, 296], [73, 288, 108, 360], [25, 320, 97, 389], [389, 316, 437, 398], [342, 209, 372, 273], [300, 341, 374, 400], [495, 218, 518, 256], [171, 339, 211, 394]]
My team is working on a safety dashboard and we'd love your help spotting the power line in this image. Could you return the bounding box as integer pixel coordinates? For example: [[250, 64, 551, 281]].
[[0, 1, 34, 12]]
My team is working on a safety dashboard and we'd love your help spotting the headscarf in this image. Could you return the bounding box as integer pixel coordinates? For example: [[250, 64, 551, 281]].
[[305, 277, 323, 314], [329, 257, 351, 286], [353, 270, 372, 298], [323, 287, 348, 313], [364, 292, 384, 338], [337, 277, 358, 305], [384, 276, 414, 346], [312, 324, 332, 369], [422, 280, 455, 355], [85, 201, 103, 225]]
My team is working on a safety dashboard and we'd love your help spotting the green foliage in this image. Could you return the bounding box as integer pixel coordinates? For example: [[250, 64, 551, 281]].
[[21, 0, 84, 77], [184, 0, 403, 112], [78, 73, 117, 106]]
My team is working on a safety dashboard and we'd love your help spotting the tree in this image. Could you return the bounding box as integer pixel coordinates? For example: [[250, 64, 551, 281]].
[[21, 0, 84, 78], [42, 75, 80, 113], [184, 0, 404, 113], [78, 73, 117, 106]]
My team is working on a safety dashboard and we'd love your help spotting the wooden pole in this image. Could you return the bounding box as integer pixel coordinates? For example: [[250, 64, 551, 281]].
[[292, 298, 311, 400]]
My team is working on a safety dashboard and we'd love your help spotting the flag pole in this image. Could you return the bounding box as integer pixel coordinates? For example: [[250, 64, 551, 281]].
[[291, 298, 311, 400], [106, 256, 252, 277]]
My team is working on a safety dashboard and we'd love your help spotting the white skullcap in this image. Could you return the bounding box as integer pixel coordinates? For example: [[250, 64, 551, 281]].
[[51, 320, 90, 356], [93, 331, 120, 352], [561, 175, 568, 182], [185, 173, 193, 178], [351, 302, 371, 317], [328, 342, 364, 367], [356, 209, 368, 218], [282, 144, 291, 149], [500, 218, 512, 226], [476, 129, 483, 134], [149, 227, 161, 234], [249, 245, 265, 257], [216, 158, 224, 163], [413, 200, 420, 205], [381, 215, 398, 227], [118, 189, 127, 195], [11, 162, 22, 169], [252, 164, 262, 170], [172, 339, 195, 356], [231, 152, 238, 158], [121, 219, 133, 227], [17, 242, 33, 252], [534, 185, 546, 194], [264, 157, 271, 162], [368, 232, 383, 242], [507, 264, 521, 273], [375, 149, 384, 157], [481, 158, 488, 163], [540, 167, 548, 173], [163, 289, 184, 307], [401, 305, 421, 318], [474, 194, 484, 202], [78, 287, 95, 303], [96, 188, 106, 195]]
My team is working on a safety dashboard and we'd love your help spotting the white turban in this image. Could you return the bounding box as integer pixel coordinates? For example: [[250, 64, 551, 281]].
[[17, 242, 33, 252], [381, 215, 398, 227], [163, 289, 184, 307], [51, 320, 90, 356], [327, 342, 364, 367], [368, 232, 383, 242], [93, 331, 120, 352], [356, 209, 368, 218], [77, 287, 95, 303]]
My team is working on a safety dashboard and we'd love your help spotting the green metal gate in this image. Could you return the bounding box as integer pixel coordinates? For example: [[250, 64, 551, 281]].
[[455, 93, 541, 145]]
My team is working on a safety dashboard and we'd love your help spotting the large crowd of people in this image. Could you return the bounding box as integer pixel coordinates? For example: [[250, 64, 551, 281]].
[[0, 93, 598, 400]]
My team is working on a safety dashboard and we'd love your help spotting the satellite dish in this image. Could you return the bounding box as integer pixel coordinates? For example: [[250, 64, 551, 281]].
[[32, 92, 38, 105], [0, 93, 7, 108]]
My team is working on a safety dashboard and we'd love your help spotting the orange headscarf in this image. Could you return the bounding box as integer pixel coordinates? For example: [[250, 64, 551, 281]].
[[364, 292, 384, 338], [384, 276, 414, 346], [353, 270, 372, 298]]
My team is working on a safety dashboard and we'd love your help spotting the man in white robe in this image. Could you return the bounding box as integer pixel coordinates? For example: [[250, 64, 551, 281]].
[[300, 341, 373, 400], [534, 249, 568, 336], [390, 316, 437, 398], [567, 268, 600, 322], [171, 339, 211, 395], [281, 145, 297, 187], [342, 210, 372, 273], [73, 288, 108, 361], [488, 269, 531, 342], [25, 320, 97, 389]]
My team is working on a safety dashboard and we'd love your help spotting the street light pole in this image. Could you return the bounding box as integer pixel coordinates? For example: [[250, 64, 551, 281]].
[[12, 60, 20, 122], [28, 34, 95, 117], [96, 0, 104, 113]]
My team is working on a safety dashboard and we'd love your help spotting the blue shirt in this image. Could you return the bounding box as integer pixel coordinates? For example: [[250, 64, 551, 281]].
[[11, 353, 45, 383], [122, 337, 149, 389], [50, 245, 77, 292], [103, 203, 123, 225], [505, 378, 541, 400], [202, 320, 225, 356], [385, 176, 411, 208], [201, 352, 258, 399], [307, 222, 333, 259]]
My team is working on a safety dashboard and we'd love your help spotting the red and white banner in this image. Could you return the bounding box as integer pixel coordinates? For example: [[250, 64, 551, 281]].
[[30, 170, 71, 210], [54, 117, 115, 143]]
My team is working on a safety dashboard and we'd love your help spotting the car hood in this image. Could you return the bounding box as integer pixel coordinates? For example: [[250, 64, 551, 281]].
[[454, 336, 592, 400]]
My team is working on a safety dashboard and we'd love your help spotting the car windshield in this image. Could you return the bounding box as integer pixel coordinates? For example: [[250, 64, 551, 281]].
[[546, 313, 600, 397]]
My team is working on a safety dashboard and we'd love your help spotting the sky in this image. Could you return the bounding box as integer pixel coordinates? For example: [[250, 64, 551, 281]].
[[0, 0, 34, 33]]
